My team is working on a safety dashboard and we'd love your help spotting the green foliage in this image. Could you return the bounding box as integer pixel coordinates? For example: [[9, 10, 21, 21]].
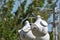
[[47, 0, 52, 4], [39, 12, 49, 20], [32, 0, 44, 7], [49, 32, 53, 40], [5, 0, 14, 13]]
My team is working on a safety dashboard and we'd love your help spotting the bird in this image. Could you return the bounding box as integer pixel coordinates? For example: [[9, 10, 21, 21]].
[[31, 15, 50, 40], [18, 20, 36, 40]]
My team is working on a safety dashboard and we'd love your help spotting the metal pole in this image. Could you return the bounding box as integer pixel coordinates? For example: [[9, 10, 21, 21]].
[[58, 3, 60, 40], [53, 7, 56, 40], [53, 7, 59, 40]]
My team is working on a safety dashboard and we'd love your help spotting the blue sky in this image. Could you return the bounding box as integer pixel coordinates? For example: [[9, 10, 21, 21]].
[[11, 0, 32, 13], [11, 0, 60, 32]]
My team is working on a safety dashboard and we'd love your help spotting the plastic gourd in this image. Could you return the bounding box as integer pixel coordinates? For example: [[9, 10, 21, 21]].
[[31, 15, 50, 40], [18, 21, 36, 40]]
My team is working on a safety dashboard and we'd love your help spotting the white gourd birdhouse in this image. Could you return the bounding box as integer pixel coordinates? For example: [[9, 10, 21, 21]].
[[31, 15, 50, 40], [31, 15, 42, 29], [18, 21, 36, 40], [31, 15, 43, 37]]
